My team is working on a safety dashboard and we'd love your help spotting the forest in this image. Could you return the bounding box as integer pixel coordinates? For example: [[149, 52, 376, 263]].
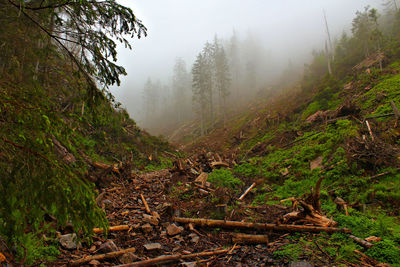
[[0, 0, 400, 266]]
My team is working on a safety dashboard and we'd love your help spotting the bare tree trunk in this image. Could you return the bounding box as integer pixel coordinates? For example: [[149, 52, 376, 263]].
[[323, 10, 334, 61], [325, 40, 332, 75]]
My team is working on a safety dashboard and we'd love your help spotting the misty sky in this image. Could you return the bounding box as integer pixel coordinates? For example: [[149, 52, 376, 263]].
[[111, 0, 383, 121]]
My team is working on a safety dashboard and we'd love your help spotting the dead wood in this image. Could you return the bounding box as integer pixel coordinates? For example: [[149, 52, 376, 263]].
[[228, 233, 269, 244], [238, 182, 256, 201], [173, 217, 350, 233], [365, 120, 375, 141], [140, 194, 151, 214], [349, 235, 374, 248], [280, 176, 337, 227], [93, 225, 130, 234], [116, 248, 232, 267], [69, 247, 136, 266], [347, 136, 399, 170], [210, 161, 229, 168], [93, 161, 120, 174]]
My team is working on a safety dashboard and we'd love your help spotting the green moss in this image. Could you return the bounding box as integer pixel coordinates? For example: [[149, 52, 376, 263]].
[[208, 169, 244, 189]]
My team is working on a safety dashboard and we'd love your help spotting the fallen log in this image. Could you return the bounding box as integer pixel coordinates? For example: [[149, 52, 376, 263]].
[[93, 225, 130, 234], [238, 182, 256, 201], [229, 233, 268, 244], [173, 217, 351, 233], [349, 235, 374, 248], [116, 248, 232, 267], [69, 247, 136, 266]]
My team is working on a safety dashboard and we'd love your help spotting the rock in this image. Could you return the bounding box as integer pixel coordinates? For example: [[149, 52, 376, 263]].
[[59, 233, 80, 250], [190, 235, 199, 243], [310, 156, 323, 170], [143, 243, 162, 251], [88, 260, 101, 266], [289, 261, 313, 267], [98, 240, 119, 253], [141, 223, 153, 233], [167, 223, 183, 236], [152, 211, 161, 220], [119, 252, 139, 264], [143, 214, 159, 226], [102, 199, 113, 208]]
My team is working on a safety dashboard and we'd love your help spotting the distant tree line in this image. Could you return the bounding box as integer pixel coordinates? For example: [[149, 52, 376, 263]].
[[141, 32, 275, 136]]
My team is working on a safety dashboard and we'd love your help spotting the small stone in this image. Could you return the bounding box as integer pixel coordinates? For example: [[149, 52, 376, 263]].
[[310, 156, 323, 170], [143, 214, 159, 226], [167, 224, 183, 236], [191, 235, 199, 243], [119, 252, 139, 264], [143, 243, 162, 251], [88, 259, 101, 266], [141, 223, 153, 233], [59, 233, 80, 250], [152, 211, 161, 220], [289, 261, 313, 267], [98, 240, 119, 253], [161, 222, 170, 228], [102, 199, 113, 208]]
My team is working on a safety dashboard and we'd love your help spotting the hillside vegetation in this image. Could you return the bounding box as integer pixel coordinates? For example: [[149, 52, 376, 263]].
[[0, 1, 173, 264], [171, 5, 400, 266]]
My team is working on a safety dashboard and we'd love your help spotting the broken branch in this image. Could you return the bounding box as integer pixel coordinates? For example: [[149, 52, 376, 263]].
[[238, 182, 256, 201], [69, 247, 136, 266], [140, 194, 151, 214], [92, 225, 130, 234]]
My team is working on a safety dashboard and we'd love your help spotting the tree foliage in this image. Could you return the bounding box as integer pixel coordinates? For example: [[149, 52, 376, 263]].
[[4, 0, 147, 95]]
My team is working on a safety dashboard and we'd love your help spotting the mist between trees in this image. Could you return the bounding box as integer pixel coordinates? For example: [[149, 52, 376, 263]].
[[140, 32, 302, 136], [139, 1, 399, 138]]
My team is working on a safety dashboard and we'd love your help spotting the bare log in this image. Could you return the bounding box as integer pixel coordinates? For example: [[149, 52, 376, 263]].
[[229, 233, 268, 244], [69, 247, 136, 266], [173, 217, 351, 234], [238, 183, 256, 201], [140, 194, 151, 214], [116, 248, 232, 267], [349, 235, 374, 248], [93, 225, 130, 234]]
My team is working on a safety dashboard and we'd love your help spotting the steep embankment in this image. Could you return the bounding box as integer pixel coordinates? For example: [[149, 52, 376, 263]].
[[168, 61, 400, 265]]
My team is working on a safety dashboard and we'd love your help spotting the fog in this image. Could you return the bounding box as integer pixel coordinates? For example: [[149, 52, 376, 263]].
[[110, 0, 383, 134]]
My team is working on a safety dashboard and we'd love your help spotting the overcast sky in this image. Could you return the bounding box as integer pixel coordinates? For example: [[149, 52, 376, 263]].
[[111, 0, 383, 120]]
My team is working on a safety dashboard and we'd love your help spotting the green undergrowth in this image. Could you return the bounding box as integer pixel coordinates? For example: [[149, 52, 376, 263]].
[[231, 65, 400, 264], [208, 169, 244, 189]]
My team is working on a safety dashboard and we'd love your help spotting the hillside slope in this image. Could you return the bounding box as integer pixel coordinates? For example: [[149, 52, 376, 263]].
[[170, 58, 400, 265]]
